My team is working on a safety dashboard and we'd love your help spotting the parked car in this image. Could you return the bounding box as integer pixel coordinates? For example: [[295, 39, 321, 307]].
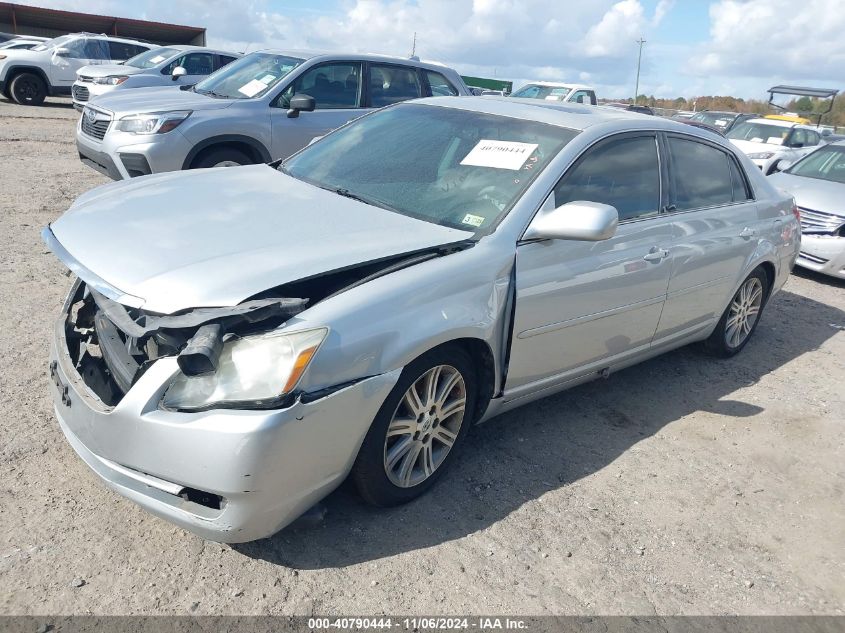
[[45, 97, 799, 542], [688, 111, 758, 132], [679, 119, 725, 136], [510, 82, 597, 105], [605, 102, 654, 115], [0, 33, 151, 105], [76, 50, 470, 180], [0, 36, 48, 51], [72, 45, 241, 110], [768, 141, 845, 279], [727, 117, 824, 175]]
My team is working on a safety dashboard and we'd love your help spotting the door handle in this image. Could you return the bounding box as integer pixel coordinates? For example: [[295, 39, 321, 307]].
[[739, 227, 757, 239], [643, 247, 669, 262]]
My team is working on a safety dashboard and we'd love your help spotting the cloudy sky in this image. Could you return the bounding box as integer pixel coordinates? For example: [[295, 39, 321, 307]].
[[20, 0, 845, 99]]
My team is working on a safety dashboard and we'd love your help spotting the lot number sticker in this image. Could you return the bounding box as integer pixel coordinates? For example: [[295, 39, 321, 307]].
[[238, 79, 268, 97], [461, 140, 539, 170]]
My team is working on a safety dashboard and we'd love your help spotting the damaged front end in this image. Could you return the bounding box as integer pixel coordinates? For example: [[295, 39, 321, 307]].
[[62, 281, 308, 408]]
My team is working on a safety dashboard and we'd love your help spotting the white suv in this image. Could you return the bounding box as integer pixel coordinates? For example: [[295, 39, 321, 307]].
[[510, 82, 597, 105], [727, 117, 824, 174], [0, 33, 151, 106]]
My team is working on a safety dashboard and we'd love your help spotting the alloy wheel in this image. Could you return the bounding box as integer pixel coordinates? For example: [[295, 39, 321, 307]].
[[383, 364, 467, 488], [725, 277, 763, 348]]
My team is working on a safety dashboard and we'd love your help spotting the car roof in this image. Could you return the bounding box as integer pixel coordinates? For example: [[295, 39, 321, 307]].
[[254, 48, 453, 69], [153, 44, 240, 55], [744, 117, 810, 129], [408, 96, 721, 134], [518, 81, 592, 90]]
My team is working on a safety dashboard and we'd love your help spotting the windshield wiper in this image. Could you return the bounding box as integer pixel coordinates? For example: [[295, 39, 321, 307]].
[[195, 88, 230, 99], [332, 187, 398, 212]]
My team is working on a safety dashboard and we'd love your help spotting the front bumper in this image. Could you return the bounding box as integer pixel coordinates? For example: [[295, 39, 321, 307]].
[[76, 112, 193, 180], [49, 297, 401, 542], [796, 234, 845, 279]]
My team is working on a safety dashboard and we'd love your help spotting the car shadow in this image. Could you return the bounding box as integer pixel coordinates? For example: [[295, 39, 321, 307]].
[[0, 97, 75, 109], [233, 289, 844, 569], [792, 266, 845, 289]]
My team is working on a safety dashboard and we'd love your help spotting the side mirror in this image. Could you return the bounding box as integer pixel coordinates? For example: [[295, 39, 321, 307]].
[[287, 93, 316, 118], [789, 142, 803, 148], [575, 95, 585, 103], [54, 47, 71, 57], [524, 201, 619, 242], [171, 66, 187, 80], [470, 87, 484, 96], [773, 159, 793, 173]]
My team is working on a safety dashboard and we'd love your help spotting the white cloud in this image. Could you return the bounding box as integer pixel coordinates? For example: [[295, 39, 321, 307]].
[[17, 0, 670, 97], [691, 0, 845, 83]]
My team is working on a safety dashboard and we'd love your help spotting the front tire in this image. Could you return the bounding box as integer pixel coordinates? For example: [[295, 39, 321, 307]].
[[352, 346, 477, 507], [10, 73, 47, 106], [705, 267, 769, 357], [191, 147, 253, 169]]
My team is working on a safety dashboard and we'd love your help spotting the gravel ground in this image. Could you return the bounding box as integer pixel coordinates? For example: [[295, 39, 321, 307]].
[[1, 97, 843, 617]]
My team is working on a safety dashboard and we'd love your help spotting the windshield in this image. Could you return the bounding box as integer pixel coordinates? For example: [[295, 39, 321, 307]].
[[727, 121, 790, 145], [282, 103, 578, 234], [125, 47, 179, 69], [691, 112, 736, 127], [31, 34, 75, 52], [787, 145, 845, 184], [193, 52, 303, 99], [511, 84, 572, 101]]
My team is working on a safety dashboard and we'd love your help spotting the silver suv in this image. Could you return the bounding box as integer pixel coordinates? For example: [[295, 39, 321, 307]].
[[72, 45, 240, 111], [76, 50, 470, 180]]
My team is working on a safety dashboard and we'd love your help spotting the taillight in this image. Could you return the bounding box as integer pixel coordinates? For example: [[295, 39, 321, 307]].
[[792, 201, 801, 223]]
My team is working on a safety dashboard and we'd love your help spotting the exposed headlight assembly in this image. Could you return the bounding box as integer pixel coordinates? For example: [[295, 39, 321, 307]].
[[115, 110, 192, 134], [94, 75, 128, 85], [161, 328, 328, 411], [748, 152, 775, 160]]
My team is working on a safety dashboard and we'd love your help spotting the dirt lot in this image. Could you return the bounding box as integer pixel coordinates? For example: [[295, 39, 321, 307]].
[[1, 97, 843, 617]]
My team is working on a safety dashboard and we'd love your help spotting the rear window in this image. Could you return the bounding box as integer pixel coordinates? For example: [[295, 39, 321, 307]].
[[668, 137, 735, 210]]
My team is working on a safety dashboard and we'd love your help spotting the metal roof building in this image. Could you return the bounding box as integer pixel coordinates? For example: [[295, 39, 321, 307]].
[[0, 2, 205, 46]]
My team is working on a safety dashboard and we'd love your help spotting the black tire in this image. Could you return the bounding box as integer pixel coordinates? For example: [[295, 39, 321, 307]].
[[191, 147, 253, 169], [10, 72, 47, 106], [352, 345, 477, 507], [704, 267, 769, 357]]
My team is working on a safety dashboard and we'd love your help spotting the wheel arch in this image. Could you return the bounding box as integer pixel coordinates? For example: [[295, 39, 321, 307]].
[[4, 65, 51, 91], [183, 135, 271, 169]]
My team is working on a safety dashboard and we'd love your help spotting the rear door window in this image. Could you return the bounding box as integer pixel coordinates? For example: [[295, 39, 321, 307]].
[[667, 136, 735, 210], [216, 55, 239, 71], [554, 134, 661, 222], [106, 41, 140, 61], [425, 70, 459, 96], [369, 64, 422, 107]]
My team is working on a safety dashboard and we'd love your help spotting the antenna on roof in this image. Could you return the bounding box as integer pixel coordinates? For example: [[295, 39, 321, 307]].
[[409, 31, 417, 59]]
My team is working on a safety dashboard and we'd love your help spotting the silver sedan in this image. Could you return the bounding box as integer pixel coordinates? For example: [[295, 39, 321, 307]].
[[768, 140, 845, 279], [44, 97, 800, 542]]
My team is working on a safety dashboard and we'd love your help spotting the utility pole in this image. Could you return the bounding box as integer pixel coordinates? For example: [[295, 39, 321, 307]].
[[634, 37, 646, 105]]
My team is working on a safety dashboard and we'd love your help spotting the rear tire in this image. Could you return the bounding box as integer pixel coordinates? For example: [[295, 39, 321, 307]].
[[10, 72, 47, 106], [191, 147, 253, 169], [704, 267, 769, 357], [352, 346, 477, 507]]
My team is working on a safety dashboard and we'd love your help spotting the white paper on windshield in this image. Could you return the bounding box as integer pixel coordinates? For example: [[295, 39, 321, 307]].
[[462, 214, 485, 227], [150, 55, 166, 63], [766, 136, 784, 145], [716, 119, 728, 126], [259, 73, 276, 85], [460, 140, 539, 171], [238, 79, 267, 97]]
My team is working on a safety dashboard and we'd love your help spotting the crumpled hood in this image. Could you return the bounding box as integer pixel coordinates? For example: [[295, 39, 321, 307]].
[[77, 64, 146, 78], [84, 85, 233, 115], [768, 171, 845, 215], [48, 165, 473, 314], [730, 138, 783, 156]]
